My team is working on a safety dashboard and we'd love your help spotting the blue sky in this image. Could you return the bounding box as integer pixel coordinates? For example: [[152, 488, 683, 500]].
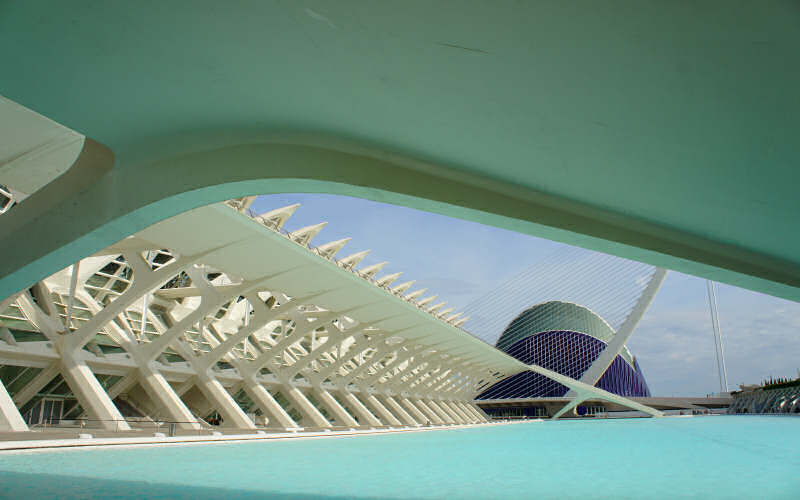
[[251, 194, 800, 396]]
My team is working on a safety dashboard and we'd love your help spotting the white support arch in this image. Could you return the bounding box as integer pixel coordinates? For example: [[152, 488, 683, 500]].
[[567, 267, 667, 395]]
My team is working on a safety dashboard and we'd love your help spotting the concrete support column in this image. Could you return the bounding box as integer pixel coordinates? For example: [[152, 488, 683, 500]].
[[11, 362, 60, 407], [195, 374, 255, 429], [442, 400, 471, 423], [341, 392, 381, 427], [552, 397, 584, 420], [458, 402, 480, 422], [455, 402, 480, 423], [0, 378, 27, 431], [425, 399, 456, 424], [399, 397, 430, 425], [465, 402, 489, 422], [453, 401, 477, 422], [243, 382, 298, 429], [411, 398, 444, 425], [378, 395, 419, 427], [362, 394, 403, 426], [457, 401, 480, 423], [285, 387, 330, 428], [314, 388, 358, 427], [137, 364, 201, 430], [60, 357, 131, 431], [433, 399, 464, 423]]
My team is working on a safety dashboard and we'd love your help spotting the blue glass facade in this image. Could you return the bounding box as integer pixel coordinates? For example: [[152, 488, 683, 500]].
[[477, 329, 651, 399]]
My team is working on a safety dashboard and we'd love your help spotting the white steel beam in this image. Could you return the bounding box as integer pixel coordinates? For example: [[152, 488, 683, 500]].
[[242, 382, 298, 429], [0, 377, 27, 431], [377, 395, 419, 427], [568, 268, 667, 395], [313, 388, 358, 427], [340, 392, 381, 427]]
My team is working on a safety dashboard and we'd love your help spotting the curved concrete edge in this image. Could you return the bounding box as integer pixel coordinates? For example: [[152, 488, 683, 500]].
[[1, 139, 799, 305]]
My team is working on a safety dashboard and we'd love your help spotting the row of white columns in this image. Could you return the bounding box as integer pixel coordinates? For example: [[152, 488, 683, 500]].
[[0, 358, 488, 432], [0, 249, 490, 432]]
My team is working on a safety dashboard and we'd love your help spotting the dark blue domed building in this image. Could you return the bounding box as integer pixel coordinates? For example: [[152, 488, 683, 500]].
[[477, 301, 650, 400]]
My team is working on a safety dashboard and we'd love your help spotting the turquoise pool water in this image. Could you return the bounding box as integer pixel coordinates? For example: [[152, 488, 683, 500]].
[[0, 416, 798, 499]]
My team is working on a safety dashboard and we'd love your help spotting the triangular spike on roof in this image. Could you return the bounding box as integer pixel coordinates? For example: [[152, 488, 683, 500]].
[[404, 288, 427, 300], [338, 249, 370, 268], [427, 301, 446, 313], [257, 204, 300, 230], [416, 295, 437, 307], [454, 316, 470, 327], [316, 237, 351, 259], [289, 222, 327, 246], [391, 280, 415, 294], [229, 196, 258, 213], [359, 261, 388, 279], [240, 196, 258, 212], [445, 312, 463, 323], [437, 307, 455, 318], [376, 272, 402, 287]]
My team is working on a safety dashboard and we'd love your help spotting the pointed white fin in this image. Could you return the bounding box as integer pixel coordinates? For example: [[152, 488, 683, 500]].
[[391, 280, 415, 294], [454, 316, 470, 327], [241, 196, 258, 211], [229, 196, 258, 213], [427, 301, 446, 313], [339, 250, 370, 268], [416, 295, 437, 307], [316, 237, 351, 259], [404, 288, 427, 300], [359, 261, 388, 279], [437, 307, 455, 318], [289, 222, 327, 246], [376, 272, 402, 287], [257, 204, 300, 230], [445, 312, 463, 323]]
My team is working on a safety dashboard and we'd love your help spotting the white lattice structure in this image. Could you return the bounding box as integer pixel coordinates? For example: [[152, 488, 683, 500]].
[[0, 195, 663, 433]]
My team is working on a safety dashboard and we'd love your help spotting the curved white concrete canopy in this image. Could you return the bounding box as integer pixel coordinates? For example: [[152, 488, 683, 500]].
[[1, 1, 799, 301]]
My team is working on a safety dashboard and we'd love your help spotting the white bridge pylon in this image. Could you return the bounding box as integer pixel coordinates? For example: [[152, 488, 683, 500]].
[[0, 198, 660, 432]]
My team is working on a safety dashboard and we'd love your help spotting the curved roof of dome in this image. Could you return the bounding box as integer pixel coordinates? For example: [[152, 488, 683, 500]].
[[496, 300, 634, 365]]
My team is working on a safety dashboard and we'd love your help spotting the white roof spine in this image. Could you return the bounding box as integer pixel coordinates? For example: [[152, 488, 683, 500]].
[[445, 312, 463, 323], [405, 288, 427, 300], [316, 237, 351, 259], [454, 316, 470, 327], [338, 250, 370, 268], [391, 280, 415, 294], [427, 302, 446, 313], [359, 261, 388, 279], [376, 272, 402, 287], [289, 222, 327, 246], [256, 203, 300, 230], [416, 295, 437, 307], [437, 307, 455, 318]]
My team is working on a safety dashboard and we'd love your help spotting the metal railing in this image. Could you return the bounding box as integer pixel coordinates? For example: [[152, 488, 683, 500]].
[[26, 416, 214, 435]]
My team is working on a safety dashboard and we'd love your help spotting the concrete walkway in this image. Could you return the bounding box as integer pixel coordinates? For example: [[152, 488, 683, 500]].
[[0, 421, 535, 453]]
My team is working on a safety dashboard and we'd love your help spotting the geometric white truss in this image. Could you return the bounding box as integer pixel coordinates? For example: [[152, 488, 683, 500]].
[[0, 198, 661, 433], [0, 200, 497, 432]]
